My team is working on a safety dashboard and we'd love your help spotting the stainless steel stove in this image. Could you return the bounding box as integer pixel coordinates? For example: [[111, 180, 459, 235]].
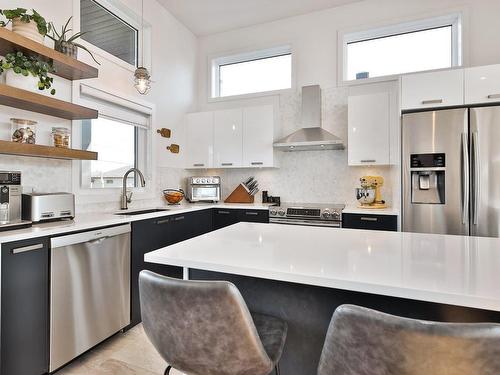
[[269, 203, 345, 227]]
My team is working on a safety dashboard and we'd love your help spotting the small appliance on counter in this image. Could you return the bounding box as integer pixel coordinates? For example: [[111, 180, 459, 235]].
[[262, 191, 280, 205], [225, 177, 259, 203], [186, 176, 221, 202], [355, 176, 387, 209], [22, 192, 75, 223], [162, 189, 185, 205], [0, 171, 32, 231], [269, 203, 344, 227]]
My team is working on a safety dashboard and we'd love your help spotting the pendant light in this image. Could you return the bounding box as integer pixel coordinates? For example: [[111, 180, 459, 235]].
[[134, 0, 151, 94]]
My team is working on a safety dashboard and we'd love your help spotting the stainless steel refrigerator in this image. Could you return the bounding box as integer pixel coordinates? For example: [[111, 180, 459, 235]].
[[402, 106, 500, 237]]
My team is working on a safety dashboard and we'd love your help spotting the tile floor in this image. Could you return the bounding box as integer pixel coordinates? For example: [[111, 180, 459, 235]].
[[57, 325, 184, 375]]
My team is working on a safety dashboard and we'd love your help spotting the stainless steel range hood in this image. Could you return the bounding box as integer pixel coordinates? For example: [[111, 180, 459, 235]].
[[274, 85, 345, 151]]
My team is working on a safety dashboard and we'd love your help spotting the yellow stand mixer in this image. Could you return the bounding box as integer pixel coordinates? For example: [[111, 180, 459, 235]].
[[356, 176, 387, 209]]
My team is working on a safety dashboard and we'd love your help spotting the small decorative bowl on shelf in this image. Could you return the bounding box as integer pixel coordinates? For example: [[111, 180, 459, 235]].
[[163, 189, 184, 205]]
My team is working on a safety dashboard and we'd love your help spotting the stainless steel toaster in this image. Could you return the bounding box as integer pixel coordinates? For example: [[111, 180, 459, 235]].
[[22, 192, 75, 222]]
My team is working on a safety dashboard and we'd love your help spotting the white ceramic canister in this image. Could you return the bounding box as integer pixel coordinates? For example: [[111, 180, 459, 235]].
[[11, 18, 44, 43]]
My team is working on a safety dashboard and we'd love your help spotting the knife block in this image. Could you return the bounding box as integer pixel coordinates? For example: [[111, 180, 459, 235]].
[[224, 183, 254, 203]]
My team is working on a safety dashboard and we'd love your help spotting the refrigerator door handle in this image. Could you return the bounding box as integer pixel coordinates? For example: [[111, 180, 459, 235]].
[[461, 132, 469, 225], [472, 131, 480, 225]]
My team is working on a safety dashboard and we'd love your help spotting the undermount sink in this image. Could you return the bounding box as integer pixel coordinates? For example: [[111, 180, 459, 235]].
[[115, 208, 170, 216]]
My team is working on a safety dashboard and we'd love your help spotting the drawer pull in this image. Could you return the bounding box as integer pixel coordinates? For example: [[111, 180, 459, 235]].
[[421, 99, 443, 105], [218, 210, 231, 215], [221, 163, 233, 166], [155, 219, 170, 225], [487, 94, 500, 99], [12, 243, 43, 254], [174, 216, 185, 221], [251, 162, 263, 166], [245, 212, 259, 216], [360, 159, 376, 163], [360, 217, 378, 222], [193, 163, 205, 167]]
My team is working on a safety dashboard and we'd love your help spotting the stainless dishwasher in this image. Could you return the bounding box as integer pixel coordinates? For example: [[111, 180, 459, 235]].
[[49, 224, 131, 372]]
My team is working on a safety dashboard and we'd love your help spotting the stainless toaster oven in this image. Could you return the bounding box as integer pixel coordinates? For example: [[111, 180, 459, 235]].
[[186, 176, 221, 202]]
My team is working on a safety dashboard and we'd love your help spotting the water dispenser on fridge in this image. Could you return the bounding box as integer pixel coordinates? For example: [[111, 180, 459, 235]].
[[410, 154, 446, 205]]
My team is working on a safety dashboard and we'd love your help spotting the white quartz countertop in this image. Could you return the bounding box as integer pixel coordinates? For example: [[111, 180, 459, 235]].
[[145, 222, 500, 312], [0, 203, 271, 244]]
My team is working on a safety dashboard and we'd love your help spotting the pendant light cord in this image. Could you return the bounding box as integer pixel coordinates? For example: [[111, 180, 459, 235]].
[[141, 0, 144, 67]]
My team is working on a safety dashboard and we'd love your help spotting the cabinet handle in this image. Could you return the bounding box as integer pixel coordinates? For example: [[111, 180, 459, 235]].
[[155, 219, 170, 225], [245, 212, 259, 216], [11, 243, 44, 254], [251, 162, 263, 166], [421, 99, 443, 105], [360, 217, 378, 222], [221, 163, 233, 166], [193, 163, 205, 167], [174, 216, 185, 221], [360, 159, 376, 163], [218, 210, 231, 215], [487, 94, 500, 99]]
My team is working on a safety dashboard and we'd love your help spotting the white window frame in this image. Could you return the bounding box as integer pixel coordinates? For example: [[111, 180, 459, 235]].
[[338, 13, 463, 85], [71, 82, 156, 203], [72, 0, 152, 73], [210, 45, 293, 101]]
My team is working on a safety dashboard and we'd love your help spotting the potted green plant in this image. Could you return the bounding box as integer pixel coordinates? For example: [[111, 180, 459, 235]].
[[47, 17, 100, 65], [0, 8, 49, 43], [0, 51, 56, 95]]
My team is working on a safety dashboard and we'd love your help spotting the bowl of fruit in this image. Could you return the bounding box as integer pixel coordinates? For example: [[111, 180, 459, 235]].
[[163, 189, 185, 205]]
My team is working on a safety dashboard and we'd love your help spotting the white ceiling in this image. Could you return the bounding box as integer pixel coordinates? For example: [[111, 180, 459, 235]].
[[158, 0, 363, 36]]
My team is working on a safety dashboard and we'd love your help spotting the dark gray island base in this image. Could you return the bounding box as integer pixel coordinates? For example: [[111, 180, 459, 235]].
[[190, 269, 500, 375]]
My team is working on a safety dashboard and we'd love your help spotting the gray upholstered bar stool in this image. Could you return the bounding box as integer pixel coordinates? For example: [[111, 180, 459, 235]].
[[139, 270, 287, 375], [317, 304, 500, 375]]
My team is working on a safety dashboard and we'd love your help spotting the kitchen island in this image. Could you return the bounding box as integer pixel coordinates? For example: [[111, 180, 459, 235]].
[[145, 222, 500, 375]]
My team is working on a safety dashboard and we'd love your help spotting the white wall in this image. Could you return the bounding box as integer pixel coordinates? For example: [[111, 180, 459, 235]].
[[0, 0, 197, 213], [193, 0, 500, 208]]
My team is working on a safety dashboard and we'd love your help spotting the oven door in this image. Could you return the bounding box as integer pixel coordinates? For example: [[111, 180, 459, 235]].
[[190, 185, 220, 202], [270, 217, 341, 228]]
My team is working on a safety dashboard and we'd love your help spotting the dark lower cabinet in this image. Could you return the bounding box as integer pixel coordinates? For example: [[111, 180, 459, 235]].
[[212, 209, 240, 229], [238, 209, 269, 223], [1, 237, 49, 375], [130, 210, 212, 327], [342, 213, 398, 231]]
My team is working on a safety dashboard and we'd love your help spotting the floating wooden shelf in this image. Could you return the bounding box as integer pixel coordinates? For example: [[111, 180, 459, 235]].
[[0, 28, 98, 80], [0, 84, 98, 120], [0, 140, 97, 160]]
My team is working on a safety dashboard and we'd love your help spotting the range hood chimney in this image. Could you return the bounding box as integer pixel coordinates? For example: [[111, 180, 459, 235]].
[[273, 85, 345, 151]]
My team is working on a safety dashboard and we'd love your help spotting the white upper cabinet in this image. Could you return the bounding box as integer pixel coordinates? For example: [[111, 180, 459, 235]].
[[213, 109, 243, 168], [348, 91, 391, 166], [242, 105, 274, 168], [185, 112, 214, 169], [465, 64, 500, 104], [401, 69, 464, 110]]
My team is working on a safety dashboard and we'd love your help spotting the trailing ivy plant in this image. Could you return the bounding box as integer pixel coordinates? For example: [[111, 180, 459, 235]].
[[0, 8, 49, 36], [0, 51, 56, 95]]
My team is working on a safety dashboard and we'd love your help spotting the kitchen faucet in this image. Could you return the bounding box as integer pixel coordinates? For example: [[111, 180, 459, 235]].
[[121, 168, 146, 210]]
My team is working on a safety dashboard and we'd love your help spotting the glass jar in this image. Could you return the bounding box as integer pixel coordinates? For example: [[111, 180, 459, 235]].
[[51, 127, 71, 148], [11, 118, 37, 144]]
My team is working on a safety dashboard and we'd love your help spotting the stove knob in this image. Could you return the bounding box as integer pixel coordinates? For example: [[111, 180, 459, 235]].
[[278, 209, 285, 216], [331, 211, 340, 220], [322, 211, 331, 219], [269, 209, 277, 216]]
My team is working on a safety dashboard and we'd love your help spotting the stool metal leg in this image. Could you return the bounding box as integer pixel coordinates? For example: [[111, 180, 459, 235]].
[[165, 365, 172, 375], [275, 363, 281, 375]]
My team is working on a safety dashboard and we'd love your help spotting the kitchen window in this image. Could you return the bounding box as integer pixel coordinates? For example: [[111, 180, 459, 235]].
[[340, 14, 462, 82], [80, 0, 139, 67], [211, 46, 292, 98], [77, 85, 152, 190]]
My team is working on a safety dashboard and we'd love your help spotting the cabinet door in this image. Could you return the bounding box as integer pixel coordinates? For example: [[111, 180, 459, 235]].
[[342, 213, 397, 231], [243, 105, 274, 168], [190, 209, 213, 237], [348, 92, 390, 166], [2, 237, 49, 375], [238, 209, 269, 223], [130, 217, 182, 327], [465, 64, 500, 104], [213, 209, 240, 230], [214, 109, 243, 168], [185, 112, 214, 169], [401, 69, 464, 110]]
